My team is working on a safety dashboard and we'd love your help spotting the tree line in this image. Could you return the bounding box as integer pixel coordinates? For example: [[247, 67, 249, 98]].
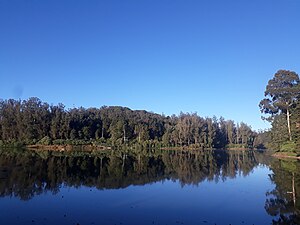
[[0, 97, 261, 149], [260, 70, 300, 154]]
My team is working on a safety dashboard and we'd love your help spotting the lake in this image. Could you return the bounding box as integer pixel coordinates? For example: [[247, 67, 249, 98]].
[[0, 148, 299, 225]]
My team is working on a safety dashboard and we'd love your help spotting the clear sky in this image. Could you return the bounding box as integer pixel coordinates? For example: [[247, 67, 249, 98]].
[[1, 0, 300, 131]]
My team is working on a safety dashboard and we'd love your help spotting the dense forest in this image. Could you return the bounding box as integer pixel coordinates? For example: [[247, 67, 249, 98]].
[[0, 97, 260, 149], [260, 70, 300, 154], [1, 69, 299, 152]]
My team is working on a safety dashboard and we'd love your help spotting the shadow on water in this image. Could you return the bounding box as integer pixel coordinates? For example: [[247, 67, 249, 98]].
[[0, 147, 299, 224], [0, 148, 268, 199], [266, 158, 300, 224]]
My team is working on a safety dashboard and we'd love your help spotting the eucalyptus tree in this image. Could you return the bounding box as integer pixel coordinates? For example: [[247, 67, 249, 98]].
[[225, 120, 236, 145], [291, 103, 300, 150], [259, 70, 300, 141]]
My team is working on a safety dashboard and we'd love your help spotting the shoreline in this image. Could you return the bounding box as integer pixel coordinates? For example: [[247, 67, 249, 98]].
[[0, 143, 264, 153], [25, 144, 256, 152], [272, 152, 300, 160], [27, 144, 111, 152]]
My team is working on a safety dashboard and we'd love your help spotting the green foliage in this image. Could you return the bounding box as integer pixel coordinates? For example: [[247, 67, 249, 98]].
[[281, 159, 298, 172], [280, 141, 297, 153], [0, 97, 257, 149], [259, 70, 300, 116], [291, 103, 300, 153], [253, 131, 270, 149], [52, 139, 66, 145], [260, 70, 300, 152], [0, 140, 25, 148], [92, 137, 106, 146], [12, 141, 25, 148], [38, 136, 52, 145], [65, 139, 90, 145]]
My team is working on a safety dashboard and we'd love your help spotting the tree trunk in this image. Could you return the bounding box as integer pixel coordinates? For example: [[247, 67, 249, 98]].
[[287, 108, 292, 141], [292, 172, 296, 207], [123, 125, 126, 143], [122, 154, 126, 173]]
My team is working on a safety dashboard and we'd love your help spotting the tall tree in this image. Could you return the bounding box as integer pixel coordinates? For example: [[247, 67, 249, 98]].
[[259, 70, 300, 141], [291, 103, 300, 150]]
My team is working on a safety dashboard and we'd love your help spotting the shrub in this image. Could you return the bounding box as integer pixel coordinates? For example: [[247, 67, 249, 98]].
[[280, 141, 297, 152], [13, 141, 25, 148], [38, 136, 52, 145], [53, 139, 65, 145]]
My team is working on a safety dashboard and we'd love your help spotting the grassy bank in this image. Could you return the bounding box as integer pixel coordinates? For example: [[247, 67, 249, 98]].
[[272, 152, 300, 160]]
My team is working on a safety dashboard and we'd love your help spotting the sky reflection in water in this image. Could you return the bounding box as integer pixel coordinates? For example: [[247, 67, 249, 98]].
[[0, 149, 299, 225]]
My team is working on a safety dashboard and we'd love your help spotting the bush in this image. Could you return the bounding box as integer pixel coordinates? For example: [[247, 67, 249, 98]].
[[280, 141, 297, 152], [13, 141, 25, 148], [38, 136, 52, 145], [53, 139, 65, 145]]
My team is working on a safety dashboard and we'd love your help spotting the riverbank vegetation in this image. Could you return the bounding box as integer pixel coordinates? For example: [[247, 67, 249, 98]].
[[0, 98, 261, 150], [260, 70, 300, 155], [2, 69, 298, 153]]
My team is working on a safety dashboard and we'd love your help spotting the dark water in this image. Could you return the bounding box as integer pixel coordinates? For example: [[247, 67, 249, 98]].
[[0, 148, 299, 225]]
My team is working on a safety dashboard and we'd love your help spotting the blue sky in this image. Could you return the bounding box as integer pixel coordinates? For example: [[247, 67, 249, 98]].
[[1, 0, 300, 131]]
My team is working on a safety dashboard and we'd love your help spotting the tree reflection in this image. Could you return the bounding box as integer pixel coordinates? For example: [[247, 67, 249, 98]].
[[0, 148, 268, 201], [266, 159, 300, 224]]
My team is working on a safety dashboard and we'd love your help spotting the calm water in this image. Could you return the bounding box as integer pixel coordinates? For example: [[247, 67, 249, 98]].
[[0, 148, 299, 225]]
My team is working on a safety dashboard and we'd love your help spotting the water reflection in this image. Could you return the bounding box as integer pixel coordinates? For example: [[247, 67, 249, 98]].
[[0, 148, 299, 224], [266, 159, 300, 224], [0, 148, 268, 200]]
